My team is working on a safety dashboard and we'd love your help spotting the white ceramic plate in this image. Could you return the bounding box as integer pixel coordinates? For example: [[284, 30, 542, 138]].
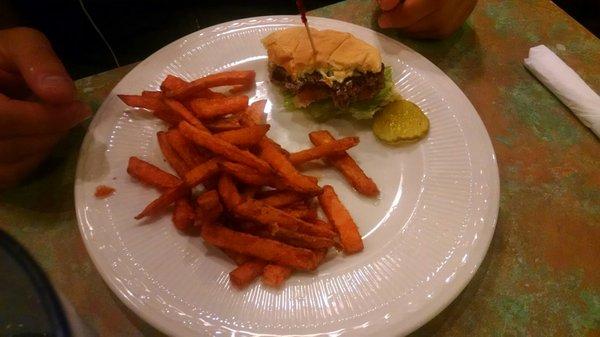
[[75, 16, 499, 337]]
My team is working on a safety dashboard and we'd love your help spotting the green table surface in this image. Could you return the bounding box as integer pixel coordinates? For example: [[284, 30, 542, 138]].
[[1, 0, 598, 336]]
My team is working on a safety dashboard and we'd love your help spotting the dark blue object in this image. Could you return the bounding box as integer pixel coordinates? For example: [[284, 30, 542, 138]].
[[0, 229, 71, 337]]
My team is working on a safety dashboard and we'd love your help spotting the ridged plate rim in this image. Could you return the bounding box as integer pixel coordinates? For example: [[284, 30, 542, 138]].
[[75, 15, 499, 337]]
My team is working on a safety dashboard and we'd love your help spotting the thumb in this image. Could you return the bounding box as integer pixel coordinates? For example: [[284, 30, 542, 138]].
[[378, 0, 400, 11], [0, 27, 75, 104], [378, 0, 437, 29]]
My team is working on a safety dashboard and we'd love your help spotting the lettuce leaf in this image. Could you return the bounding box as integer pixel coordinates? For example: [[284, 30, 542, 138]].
[[282, 66, 397, 122]]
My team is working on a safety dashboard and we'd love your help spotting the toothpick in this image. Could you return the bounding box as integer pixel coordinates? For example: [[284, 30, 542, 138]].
[[304, 24, 317, 55], [296, 0, 317, 54]]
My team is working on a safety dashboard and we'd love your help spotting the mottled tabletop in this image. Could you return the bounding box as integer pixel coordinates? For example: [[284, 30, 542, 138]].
[[1, 0, 598, 336]]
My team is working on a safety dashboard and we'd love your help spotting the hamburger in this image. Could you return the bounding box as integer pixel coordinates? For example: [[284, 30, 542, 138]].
[[262, 27, 395, 121]]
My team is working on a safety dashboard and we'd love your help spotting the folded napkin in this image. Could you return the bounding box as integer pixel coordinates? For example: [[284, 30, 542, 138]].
[[524, 45, 600, 138]]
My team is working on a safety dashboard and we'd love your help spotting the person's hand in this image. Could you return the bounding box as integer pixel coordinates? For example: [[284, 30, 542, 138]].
[[0, 27, 90, 187], [377, 0, 478, 39]]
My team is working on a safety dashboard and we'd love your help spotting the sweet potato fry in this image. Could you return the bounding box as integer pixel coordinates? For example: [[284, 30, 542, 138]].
[[318, 185, 363, 254], [153, 109, 183, 126], [228, 82, 254, 94], [238, 114, 255, 127], [196, 189, 221, 208], [198, 89, 227, 99], [262, 264, 292, 288], [201, 223, 318, 271], [169, 70, 255, 99], [180, 90, 227, 103], [258, 138, 321, 194], [179, 121, 271, 174], [160, 75, 189, 92], [282, 206, 318, 222], [288, 137, 359, 166], [94, 185, 115, 199], [163, 99, 208, 131], [183, 158, 220, 188], [237, 221, 333, 250], [259, 190, 305, 208], [313, 219, 337, 233], [127, 156, 181, 190], [215, 124, 270, 148], [172, 198, 195, 230], [220, 162, 288, 190], [206, 117, 242, 132], [190, 95, 249, 119], [157, 131, 189, 177], [118, 94, 165, 111], [195, 190, 223, 227], [236, 222, 266, 236], [135, 183, 188, 219], [141, 90, 163, 98], [234, 199, 335, 238], [309, 131, 379, 197], [239, 100, 267, 126], [286, 200, 313, 210], [268, 224, 336, 250], [222, 249, 250, 266], [166, 129, 209, 167], [218, 174, 242, 210], [220, 161, 270, 185], [229, 259, 267, 288]]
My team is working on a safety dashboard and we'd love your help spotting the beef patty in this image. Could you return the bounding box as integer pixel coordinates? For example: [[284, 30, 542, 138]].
[[270, 64, 385, 109]]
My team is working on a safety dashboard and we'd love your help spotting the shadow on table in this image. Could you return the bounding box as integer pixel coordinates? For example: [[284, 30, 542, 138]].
[[408, 227, 499, 336], [110, 291, 169, 337]]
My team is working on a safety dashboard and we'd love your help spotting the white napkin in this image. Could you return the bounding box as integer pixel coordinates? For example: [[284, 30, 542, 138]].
[[524, 45, 600, 138]]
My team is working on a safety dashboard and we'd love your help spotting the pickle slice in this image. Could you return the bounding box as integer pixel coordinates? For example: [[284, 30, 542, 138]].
[[372, 99, 429, 143]]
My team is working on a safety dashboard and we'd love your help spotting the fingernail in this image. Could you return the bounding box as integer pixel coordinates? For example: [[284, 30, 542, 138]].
[[41, 75, 71, 89]]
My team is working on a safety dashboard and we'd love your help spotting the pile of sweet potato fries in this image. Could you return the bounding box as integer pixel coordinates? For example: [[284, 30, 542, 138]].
[[118, 70, 379, 288]]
